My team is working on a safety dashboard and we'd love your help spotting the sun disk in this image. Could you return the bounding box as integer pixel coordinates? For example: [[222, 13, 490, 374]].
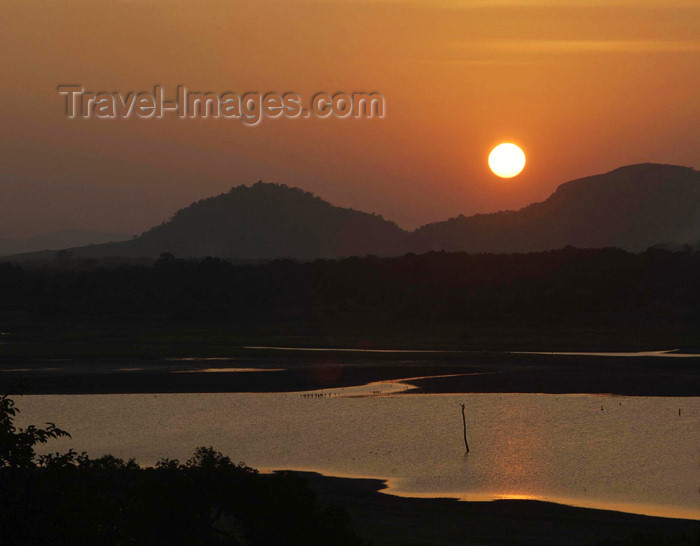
[[488, 143, 526, 178]]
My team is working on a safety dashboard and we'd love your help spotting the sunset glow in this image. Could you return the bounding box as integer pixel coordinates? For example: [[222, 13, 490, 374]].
[[1, 1, 698, 235]]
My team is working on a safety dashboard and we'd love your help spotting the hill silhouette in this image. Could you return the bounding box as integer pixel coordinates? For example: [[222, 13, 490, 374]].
[[415, 164, 699, 253], [0, 230, 131, 258], [4, 163, 698, 261], [45, 183, 414, 261]]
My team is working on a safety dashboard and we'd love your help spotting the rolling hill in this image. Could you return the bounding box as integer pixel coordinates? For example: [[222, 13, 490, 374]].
[[415, 163, 699, 253], [42, 183, 415, 261], [3, 163, 698, 261]]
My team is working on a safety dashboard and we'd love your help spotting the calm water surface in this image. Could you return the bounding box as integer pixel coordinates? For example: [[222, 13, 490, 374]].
[[17, 390, 700, 520]]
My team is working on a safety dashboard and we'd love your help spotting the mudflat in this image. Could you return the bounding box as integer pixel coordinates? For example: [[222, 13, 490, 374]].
[[297, 472, 699, 546], [1, 349, 698, 396]]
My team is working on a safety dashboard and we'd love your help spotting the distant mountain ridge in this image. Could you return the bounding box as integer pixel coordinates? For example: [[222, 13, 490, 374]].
[[0, 230, 132, 258], [3, 163, 698, 261], [415, 163, 700, 253]]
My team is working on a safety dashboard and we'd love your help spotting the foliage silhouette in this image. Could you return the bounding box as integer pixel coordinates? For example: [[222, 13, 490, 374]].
[[0, 393, 70, 469], [0, 395, 370, 546], [0, 247, 698, 328]]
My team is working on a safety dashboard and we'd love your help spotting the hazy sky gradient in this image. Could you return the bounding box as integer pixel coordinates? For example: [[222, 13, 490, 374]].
[[1, 0, 698, 237]]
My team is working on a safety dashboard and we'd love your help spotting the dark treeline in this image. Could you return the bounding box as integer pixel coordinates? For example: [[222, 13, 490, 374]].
[[1, 247, 698, 327]]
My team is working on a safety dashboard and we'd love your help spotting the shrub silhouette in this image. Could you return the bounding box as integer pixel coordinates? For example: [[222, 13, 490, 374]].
[[0, 393, 70, 469], [0, 395, 370, 546]]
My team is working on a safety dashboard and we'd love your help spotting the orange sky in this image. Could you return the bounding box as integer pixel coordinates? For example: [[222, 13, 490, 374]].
[[1, 0, 698, 237]]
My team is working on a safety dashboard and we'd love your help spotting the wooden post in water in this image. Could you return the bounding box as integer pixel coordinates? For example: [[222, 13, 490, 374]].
[[460, 403, 469, 453]]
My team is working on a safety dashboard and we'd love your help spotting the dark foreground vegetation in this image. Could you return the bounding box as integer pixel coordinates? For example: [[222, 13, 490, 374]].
[[1, 247, 699, 330], [0, 394, 368, 546]]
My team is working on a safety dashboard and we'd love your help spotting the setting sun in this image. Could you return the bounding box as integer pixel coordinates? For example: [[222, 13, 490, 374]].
[[488, 143, 526, 178]]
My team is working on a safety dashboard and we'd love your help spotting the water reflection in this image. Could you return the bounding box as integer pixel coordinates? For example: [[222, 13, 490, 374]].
[[15, 392, 700, 520], [513, 350, 700, 358]]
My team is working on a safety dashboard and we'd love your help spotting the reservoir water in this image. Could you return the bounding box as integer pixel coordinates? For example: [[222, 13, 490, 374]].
[[16, 389, 699, 520]]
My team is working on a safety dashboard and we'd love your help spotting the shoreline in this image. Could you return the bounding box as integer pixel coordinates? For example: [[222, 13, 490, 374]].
[[263, 467, 700, 522], [294, 472, 699, 545], [2, 351, 698, 396]]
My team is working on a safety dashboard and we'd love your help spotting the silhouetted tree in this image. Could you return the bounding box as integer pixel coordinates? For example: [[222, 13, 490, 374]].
[[0, 393, 70, 469]]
